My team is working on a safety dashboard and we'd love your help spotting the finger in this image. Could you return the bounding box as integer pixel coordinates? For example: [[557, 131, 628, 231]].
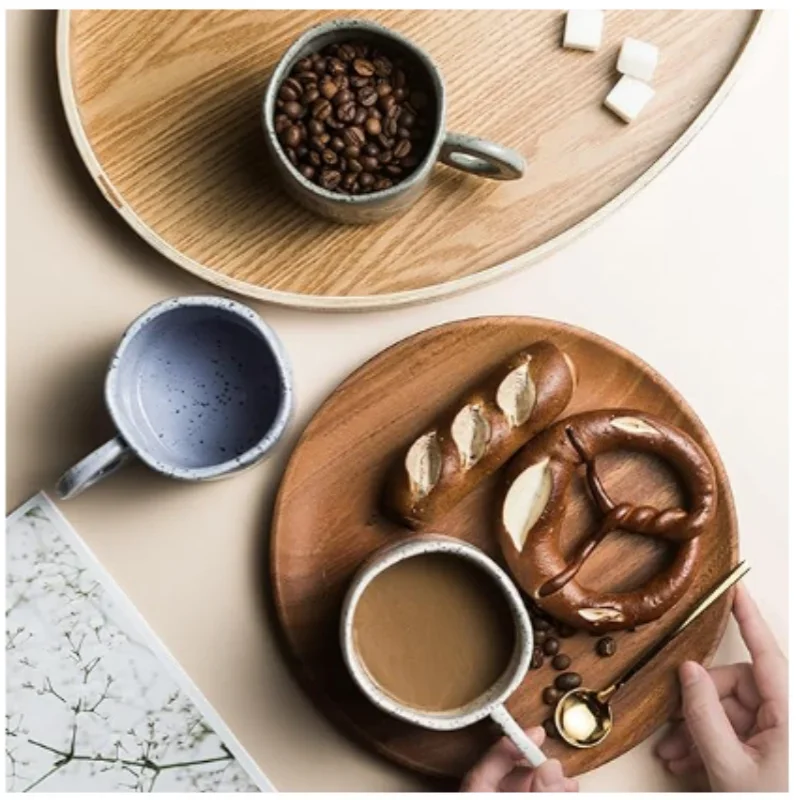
[[733, 586, 787, 703], [565, 777, 580, 792], [498, 766, 534, 793], [667, 753, 705, 776], [721, 696, 757, 736], [679, 661, 743, 777], [656, 722, 693, 761], [532, 759, 571, 792], [672, 664, 759, 717], [461, 727, 545, 792]]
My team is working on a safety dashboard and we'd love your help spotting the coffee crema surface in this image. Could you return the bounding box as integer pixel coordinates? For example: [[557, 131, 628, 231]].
[[353, 553, 516, 712]]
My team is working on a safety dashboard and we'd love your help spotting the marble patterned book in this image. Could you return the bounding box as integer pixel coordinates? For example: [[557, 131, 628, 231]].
[[5, 493, 273, 793]]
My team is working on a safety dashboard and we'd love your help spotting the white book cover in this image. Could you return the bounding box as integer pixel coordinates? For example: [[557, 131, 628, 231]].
[[5, 492, 274, 793]]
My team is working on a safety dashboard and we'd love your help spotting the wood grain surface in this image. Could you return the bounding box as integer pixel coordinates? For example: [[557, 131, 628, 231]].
[[59, 10, 760, 308], [270, 317, 738, 781]]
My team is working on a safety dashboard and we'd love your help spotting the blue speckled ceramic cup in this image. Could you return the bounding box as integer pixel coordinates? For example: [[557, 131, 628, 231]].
[[57, 296, 293, 499]]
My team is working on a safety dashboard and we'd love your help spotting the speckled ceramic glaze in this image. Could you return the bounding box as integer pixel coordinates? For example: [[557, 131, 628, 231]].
[[262, 19, 526, 224], [341, 535, 546, 767], [57, 296, 292, 499]]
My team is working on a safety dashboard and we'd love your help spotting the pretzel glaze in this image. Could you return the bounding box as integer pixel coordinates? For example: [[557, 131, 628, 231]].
[[497, 410, 718, 632], [384, 342, 576, 529]]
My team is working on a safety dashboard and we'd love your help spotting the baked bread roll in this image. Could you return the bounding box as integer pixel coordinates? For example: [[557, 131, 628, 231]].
[[384, 341, 576, 529]]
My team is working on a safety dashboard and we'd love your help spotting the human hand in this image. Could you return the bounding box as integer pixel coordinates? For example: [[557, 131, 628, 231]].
[[655, 585, 787, 792], [461, 726, 579, 792]]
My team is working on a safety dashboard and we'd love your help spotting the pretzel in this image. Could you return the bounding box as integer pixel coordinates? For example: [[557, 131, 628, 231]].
[[384, 342, 576, 529], [497, 409, 717, 632]]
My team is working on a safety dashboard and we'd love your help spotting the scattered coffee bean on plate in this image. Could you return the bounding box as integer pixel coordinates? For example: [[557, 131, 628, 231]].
[[543, 636, 560, 656], [532, 617, 552, 632], [275, 39, 434, 195], [555, 672, 582, 691], [552, 653, 571, 671], [596, 636, 616, 657], [543, 718, 560, 739], [531, 646, 544, 670], [542, 686, 562, 705], [533, 629, 547, 645]]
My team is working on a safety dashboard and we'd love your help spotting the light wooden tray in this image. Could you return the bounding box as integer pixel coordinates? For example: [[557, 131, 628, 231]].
[[271, 317, 737, 780], [57, 10, 762, 310]]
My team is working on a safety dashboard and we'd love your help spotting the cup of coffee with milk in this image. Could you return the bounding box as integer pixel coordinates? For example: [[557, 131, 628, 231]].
[[341, 535, 546, 767]]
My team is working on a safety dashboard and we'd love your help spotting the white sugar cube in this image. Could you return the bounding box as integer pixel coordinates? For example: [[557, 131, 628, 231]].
[[563, 10, 604, 52], [617, 37, 659, 82], [604, 75, 655, 123]]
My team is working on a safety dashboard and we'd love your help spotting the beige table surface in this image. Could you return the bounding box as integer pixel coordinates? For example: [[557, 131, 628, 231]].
[[5, 10, 788, 793]]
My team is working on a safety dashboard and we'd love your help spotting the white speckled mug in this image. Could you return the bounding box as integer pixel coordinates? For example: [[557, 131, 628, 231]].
[[341, 535, 546, 767], [56, 296, 292, 499]]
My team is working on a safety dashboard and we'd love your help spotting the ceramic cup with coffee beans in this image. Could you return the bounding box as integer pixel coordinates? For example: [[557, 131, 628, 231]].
[[262, 19, 526, 224]]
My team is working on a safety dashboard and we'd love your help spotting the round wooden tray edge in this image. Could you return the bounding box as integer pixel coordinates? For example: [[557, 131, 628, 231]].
[[56, 10, 766, 311], [268, 316, 740, 779]]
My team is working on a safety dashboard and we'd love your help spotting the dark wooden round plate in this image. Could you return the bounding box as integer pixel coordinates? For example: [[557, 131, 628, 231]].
[[270, 317, 737, 779]]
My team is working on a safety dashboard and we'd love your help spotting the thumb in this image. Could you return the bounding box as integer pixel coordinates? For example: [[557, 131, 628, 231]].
[[679, 661, 743, 777], [532, 759, 570, 792]]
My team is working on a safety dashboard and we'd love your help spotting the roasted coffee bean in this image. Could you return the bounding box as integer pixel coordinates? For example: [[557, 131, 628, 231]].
[[363, 142, 380, 158], [555, 672, 582, 691], [341, 172, 358, 190], [542, 637, 560, 656], [353, 57, 375, 77], [302, 87, 320, 104], [326, 117, 345, 131], [552, 654, 572, 671], [281, 77, 303, 97], [393, 69, 407, 89], [358, 86, 379, 107], [542, 686, 562, 705], [319, 79, 338, 100], [398, 110, 416, 129], [373, 55, 393, 77], [321, 148, 338, 166], [328, 57, 346, 75], [337, 102, 357, 123], [307, 119, 325, 136], [294, 70, 318, 85], [532, 617, 553, 632], [376, 80, 393, 97], [343, 126, 366, 149], [320, 169, 342, 190], [348, 75, 370, 89], [332, 89, 354, 106], [543, 718, 560, 740], [397, 127, 411, 140], [379, 94, 396, 114], [394, 87, 408, 103], [374, 177, 393, 190], [393, 139, 412, 160], [283, 101, 304, 121], [353, 107, 368, 126], [558, 624, 577, 638], [385, 164, 403, 176], [400, 155, 420, 169], [359, 172, 375, 188], [310, 135, 329, 152], [343, 145, 361, 159], [274, 114, 291, 134], [533, 629, 547, 645], [367, 107, 382, 119], [311, 98, 332, 121], [279, 85, 298, 103], [281, 126, 301, 149], [330, 136, 346, 153], [353, 42, 370, 58], [596, 637, 616, 657], [378, 150, 393, 165], [337, 43, 356, 62], [299, 164, 315, 181], [339, 156, 348, 172], [531, 646, 544, 670], [377, 133, 394, 150], [286, 148, 298, 165], [365, 117, 382, 137], [359, 155, 379, 172], [294, 57, 313, 73], [347, 158, 363, 174]]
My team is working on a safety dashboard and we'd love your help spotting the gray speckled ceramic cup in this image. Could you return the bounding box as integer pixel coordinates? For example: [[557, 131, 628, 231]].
[[263, 19, 527, 224], [57, 296, 292, 500], [341, 535, 546, 767]]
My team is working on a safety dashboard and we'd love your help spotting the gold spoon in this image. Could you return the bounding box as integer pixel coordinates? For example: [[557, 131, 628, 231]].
[[554, 560, 750, 748]]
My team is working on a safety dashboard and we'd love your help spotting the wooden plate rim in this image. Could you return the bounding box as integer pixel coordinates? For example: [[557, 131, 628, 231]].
[[269, 315, 739, 778], [56, 10, 766, 311]]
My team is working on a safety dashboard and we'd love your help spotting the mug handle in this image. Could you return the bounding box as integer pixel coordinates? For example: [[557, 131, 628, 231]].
[[438, 133, 526, 181], [489, 703, 547, 768], [56, 436, 133, 500]]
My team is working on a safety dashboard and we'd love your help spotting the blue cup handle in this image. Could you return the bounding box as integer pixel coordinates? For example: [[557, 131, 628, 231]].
[[57, 437, 133, 499]]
